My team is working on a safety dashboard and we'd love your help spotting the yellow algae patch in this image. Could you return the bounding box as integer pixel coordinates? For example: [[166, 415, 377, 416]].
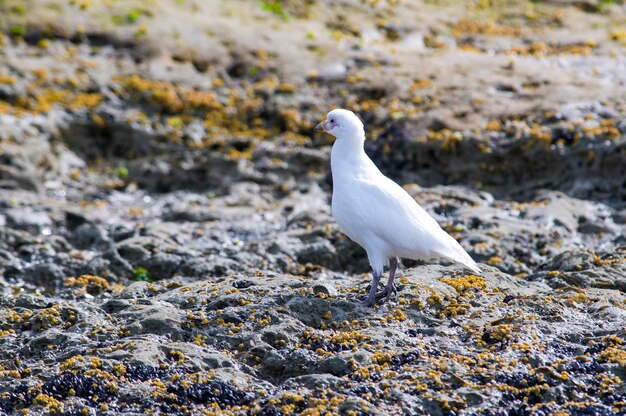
[[0, 87, 102, 116], [33, 393, 63, 413], [440, 275, 487, 293], [112, 364, 126, 376], [484, 324, 514, 342], [410, 79, 433, 90], [488, 256, 504, 265], [598, 348, 626, 367], [425, 129, 464, 152], [68, 92, 103, 111], [452, 18, 526, 38], [60, 355, 85, 371], [611, 29, 626, 44], [65, 274, 109, 294], [371, 351, 392, 365], [439, 299, 471, 318], [386, 308, 407, 322], [594, 254, 623, 266], [118, 74, 223, 115], [301, 329, 369, 352], [279, 108, 306, 132], [0, 73, 16, 85], [485, 119, 501, 132], [427, 291, 443, 306], [29, 305, 70, 331]]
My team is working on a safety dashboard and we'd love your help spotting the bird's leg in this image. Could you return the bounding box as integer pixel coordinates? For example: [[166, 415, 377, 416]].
[[376, 257, 398, 302], [385, 257, 398, 301], [360, 271, 382, 307]]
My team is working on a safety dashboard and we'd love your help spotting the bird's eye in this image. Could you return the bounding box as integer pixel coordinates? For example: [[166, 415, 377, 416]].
[[330, 118, 335, 124]]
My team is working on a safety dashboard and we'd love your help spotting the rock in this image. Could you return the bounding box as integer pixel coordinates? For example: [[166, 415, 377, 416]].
[[283, 373, 344, 389], [118, 301, 184, 338], [9, 261, 65, 288], [258, 348, 316, 383], [4, 207, 52, 234], [314, 353, 361, 377], [312, 283, 338, 297], [105, 338, 167, 367], [116, 237, 155, 264], [538, 248, 596, 272], [70, 223, 111, 251], [162, 206, 220, 222], [178, 256, 239, 278], [140, 252, 185, 279], [0, 165, 40, 191], [294, 238, 338, 269], [0, 2, 625, 414]]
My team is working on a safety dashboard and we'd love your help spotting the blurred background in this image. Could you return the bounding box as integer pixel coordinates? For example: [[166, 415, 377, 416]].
[[1, 0, 625, 279], [0, 1, 625, 415]]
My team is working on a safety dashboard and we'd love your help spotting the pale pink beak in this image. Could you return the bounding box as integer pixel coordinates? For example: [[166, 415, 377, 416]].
[[314, 119, 329, 132]]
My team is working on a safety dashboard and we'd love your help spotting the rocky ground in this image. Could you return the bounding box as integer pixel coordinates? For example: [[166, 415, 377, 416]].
[[1, 0, 626, 415]]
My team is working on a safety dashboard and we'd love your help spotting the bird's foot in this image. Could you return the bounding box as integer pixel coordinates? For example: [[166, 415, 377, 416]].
[[385, 283, 397, 302], [359, 286, 397, 307], [358, 296, 377, 307], [375, 284, 397, 302]]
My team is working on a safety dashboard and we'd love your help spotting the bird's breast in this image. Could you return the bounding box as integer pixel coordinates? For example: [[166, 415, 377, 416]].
[[331, 181, 370, 243]]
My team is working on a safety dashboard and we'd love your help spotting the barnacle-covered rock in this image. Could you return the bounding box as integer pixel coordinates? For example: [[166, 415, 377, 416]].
[[1, 0, 626, 414]]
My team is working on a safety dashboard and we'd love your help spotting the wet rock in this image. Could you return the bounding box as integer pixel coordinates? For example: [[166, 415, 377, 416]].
[[119, 301, 183, 338], [130, 152, 239, 193], [315, 352, 368, 377], [4, 207, 52, 234], [312, 283, 338, 297], [61, 119, 156, 162], [370, 119, 626, 204], [531, 247, 626, 293], [0, 165, 40, 191], [116, 237, 155, 264], [258, 348, 316, 383], [140, 252, 185, 280], [283, 373, 344, 389], [70, 223, 111, 251], [539, 248, 596, 272], [24, 328, 75, 356], [0, 2, 625, 414], [105, 338, 168, 367], [0, 248, 21, 276], [294, 238, 339, 269], [179, 256, 240, 277], [162, 206, 220, 222], [9, 261, 65, 288]]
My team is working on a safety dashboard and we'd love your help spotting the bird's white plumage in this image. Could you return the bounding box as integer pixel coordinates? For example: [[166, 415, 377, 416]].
[[326, 109, 480, 276]]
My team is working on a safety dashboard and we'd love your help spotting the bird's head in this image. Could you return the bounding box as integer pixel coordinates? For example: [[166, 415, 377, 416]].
[[314, 109, 364, 139]]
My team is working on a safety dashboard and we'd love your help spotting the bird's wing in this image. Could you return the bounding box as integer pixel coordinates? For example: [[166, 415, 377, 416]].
[[356, 176, 446, 248], [353, 175, 480, 272]]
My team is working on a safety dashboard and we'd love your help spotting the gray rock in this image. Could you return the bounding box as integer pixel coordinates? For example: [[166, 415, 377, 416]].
[[283, 373, 344, 390], [179, 255, 239, 277], [314, 352, 365, 377], [71, 223, 112, 251], [538, 249, 595, 270], [312, 283, 338, 297], [141, 252, 184, 279], [13, 261, 65, 289], [116, 237, 155, 264], [118, 301, 183, 338], [5, 207, 52, 234]]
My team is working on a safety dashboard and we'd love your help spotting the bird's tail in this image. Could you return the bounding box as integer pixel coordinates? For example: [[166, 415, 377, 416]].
[[439, 237, 481, 275], [463, 258, 481, 275]]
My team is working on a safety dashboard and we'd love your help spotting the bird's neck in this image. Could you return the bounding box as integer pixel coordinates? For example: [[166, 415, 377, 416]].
[[331, 133, 371, 175]]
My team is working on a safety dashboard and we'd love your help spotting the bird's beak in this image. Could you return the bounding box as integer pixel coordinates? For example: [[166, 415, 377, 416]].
[[314, 119, 328, 133]]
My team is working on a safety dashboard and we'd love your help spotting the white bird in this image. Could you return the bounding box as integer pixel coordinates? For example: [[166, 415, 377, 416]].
[[315, 109, 481, 307]]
